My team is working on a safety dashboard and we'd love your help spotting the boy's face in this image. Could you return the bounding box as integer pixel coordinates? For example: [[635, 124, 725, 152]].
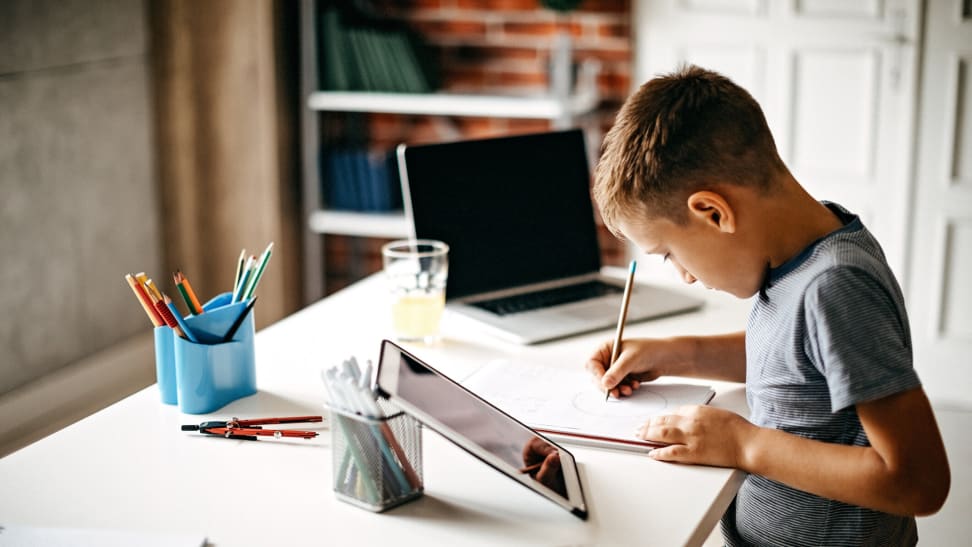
[[618, 209, 764, 299]]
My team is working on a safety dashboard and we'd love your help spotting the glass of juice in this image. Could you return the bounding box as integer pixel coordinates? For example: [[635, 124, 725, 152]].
[[381, 239, 449, 344]]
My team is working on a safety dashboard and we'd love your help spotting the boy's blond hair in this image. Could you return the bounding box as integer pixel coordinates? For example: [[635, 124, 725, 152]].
[[593, 65, 788, 234]]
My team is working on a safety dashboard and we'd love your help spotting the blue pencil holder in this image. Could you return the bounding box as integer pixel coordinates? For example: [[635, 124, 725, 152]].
[[173, 292, 257, 414], [152, 292, 257, 413], [154, 326, 178, 405]]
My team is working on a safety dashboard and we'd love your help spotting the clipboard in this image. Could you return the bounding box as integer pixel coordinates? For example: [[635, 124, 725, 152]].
[[462, 359, 716, 454]]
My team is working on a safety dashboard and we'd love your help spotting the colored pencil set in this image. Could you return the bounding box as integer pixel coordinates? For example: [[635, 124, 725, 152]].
[[124, 242, 273, 343], [231, 242, 274, 305], [322, 357, 423, 509]]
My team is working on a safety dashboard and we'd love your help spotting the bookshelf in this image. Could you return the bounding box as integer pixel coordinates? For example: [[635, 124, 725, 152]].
[[307, 209, 410, 239], [299, 0, 600, 302], [307, 89, 600, 121]]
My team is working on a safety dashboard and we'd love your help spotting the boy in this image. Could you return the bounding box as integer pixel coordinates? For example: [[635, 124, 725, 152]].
[[587, 65, 950, 546]]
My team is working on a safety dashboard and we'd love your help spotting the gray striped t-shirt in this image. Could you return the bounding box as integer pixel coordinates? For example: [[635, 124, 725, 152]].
[[721, 203, 921, 547]]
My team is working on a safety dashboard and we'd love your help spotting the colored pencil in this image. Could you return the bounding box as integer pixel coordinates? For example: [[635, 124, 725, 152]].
[[153, 298, 187, 340], [174, 270, 203, 315], [163, 295, 198, 343], [233, 249, 247, 296], [243, 242, 273, 300], [233, 255, 255, 303], [125, 273, 163, 327], [605, 260, 637, 402], [142, 277, 164, 303], [222, 297, 257, 342], [174, 276, 195, 315]]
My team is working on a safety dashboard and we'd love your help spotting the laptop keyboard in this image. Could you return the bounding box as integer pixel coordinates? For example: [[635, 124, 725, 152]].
[[471, 281, 623, 316]]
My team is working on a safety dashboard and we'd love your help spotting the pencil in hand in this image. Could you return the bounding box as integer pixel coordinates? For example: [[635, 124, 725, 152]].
[[605, 260, 637, 402]]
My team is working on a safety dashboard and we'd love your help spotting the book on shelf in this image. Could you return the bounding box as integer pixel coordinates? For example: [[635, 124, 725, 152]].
[[319, 8, 349, 90], [317, 5, 437, 93], [321, 148, 403, 213]]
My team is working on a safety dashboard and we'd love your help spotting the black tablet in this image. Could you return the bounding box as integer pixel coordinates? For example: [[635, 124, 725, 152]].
[[375, 340, 588, 520]]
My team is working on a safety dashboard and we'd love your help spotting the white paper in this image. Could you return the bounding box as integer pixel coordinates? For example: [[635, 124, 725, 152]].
[[0, 525, 206, 547], [462, 359, 714, 444]]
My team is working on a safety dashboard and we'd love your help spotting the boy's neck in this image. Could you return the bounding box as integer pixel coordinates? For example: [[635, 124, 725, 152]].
[[760, 175, 844, 269]]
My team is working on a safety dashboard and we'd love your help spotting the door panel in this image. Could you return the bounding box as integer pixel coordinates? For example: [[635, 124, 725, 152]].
[[791, 48, 879, 178], [946, 57, 972, 186], [909, 0, 972, 405], [939, 221, 972, 339], [794, 0, 884, 19]]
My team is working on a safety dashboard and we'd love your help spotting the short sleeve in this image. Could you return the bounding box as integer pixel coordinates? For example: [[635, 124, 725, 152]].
[[803, 267, 921, 412]]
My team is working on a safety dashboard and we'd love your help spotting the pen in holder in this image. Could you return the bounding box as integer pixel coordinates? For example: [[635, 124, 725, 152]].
[[327, 400, 424, 512]]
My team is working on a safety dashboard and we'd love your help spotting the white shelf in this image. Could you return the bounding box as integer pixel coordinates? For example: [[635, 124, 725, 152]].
[[308, 209, 410, 239], [307, 89, 599, 120], [299, 6, 602, 299]]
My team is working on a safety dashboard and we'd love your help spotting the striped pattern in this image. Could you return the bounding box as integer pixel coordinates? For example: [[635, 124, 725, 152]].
[[722, 203, 920, 547]]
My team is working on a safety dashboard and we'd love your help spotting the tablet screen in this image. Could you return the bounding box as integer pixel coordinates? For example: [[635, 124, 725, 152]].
[[375, 340, 588, 519]]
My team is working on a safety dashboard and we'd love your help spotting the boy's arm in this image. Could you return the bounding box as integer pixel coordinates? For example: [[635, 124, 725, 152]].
[[674, 331, 747, 382], [641, 386, 951, 516]]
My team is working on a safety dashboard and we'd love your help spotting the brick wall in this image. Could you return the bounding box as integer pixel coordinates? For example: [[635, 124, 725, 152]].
[[322, 0, 632, 294]]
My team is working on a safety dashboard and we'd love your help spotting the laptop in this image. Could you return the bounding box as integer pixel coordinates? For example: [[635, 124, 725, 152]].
[[396, 129, 703, 344]]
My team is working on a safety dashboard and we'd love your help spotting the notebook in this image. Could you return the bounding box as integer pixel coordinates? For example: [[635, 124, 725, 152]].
[[396, 129, 703, 344], [462, 359, 715, 453]]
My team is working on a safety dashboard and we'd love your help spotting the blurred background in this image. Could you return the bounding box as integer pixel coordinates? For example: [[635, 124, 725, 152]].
[[0, 0, 969, 539]]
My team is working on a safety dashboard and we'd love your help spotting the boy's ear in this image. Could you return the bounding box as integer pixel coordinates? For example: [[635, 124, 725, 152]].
[[686, 191, 736, 233]]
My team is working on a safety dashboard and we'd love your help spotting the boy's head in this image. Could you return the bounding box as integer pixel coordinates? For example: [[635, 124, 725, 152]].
[[594, 64, 787, 230], [593, 65, 791, 296]]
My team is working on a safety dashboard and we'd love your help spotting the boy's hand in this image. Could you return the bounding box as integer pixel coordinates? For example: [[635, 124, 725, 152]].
[[585, 337, 688, 398], [637, 405, 755, 468]]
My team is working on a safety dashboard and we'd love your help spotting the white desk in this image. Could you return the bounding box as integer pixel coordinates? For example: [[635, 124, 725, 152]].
[[0, 272, 751, 546]]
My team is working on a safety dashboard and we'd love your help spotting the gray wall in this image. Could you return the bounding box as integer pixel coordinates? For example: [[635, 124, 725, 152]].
[[0, 0, 162, 396]]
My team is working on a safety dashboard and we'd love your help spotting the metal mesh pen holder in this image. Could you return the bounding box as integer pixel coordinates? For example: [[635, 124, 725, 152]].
[[328, 401, 424, 512]]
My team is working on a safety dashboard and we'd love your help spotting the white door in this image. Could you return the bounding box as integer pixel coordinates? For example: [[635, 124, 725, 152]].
[[907, 0, 972, 406], [631, 0, 921, 285]]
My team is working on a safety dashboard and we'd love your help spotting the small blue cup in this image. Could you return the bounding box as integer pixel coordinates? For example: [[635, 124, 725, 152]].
[[154, 326, 177, 405]]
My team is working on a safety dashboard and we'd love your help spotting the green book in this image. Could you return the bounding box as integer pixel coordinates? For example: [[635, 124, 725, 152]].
[[347, 28, 376, 91], [362, 28, 394, 92], [319, 9, 349, 90], [382, 31, 416, 93], [395, 32, 431, 93], [372, 29, 407, 93]]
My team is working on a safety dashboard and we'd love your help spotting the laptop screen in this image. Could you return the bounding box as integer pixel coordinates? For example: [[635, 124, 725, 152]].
[[400, 129, 602, 300]]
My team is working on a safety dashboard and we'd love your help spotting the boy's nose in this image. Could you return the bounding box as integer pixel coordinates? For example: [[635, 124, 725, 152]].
[[669, 260, 697, 285]]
